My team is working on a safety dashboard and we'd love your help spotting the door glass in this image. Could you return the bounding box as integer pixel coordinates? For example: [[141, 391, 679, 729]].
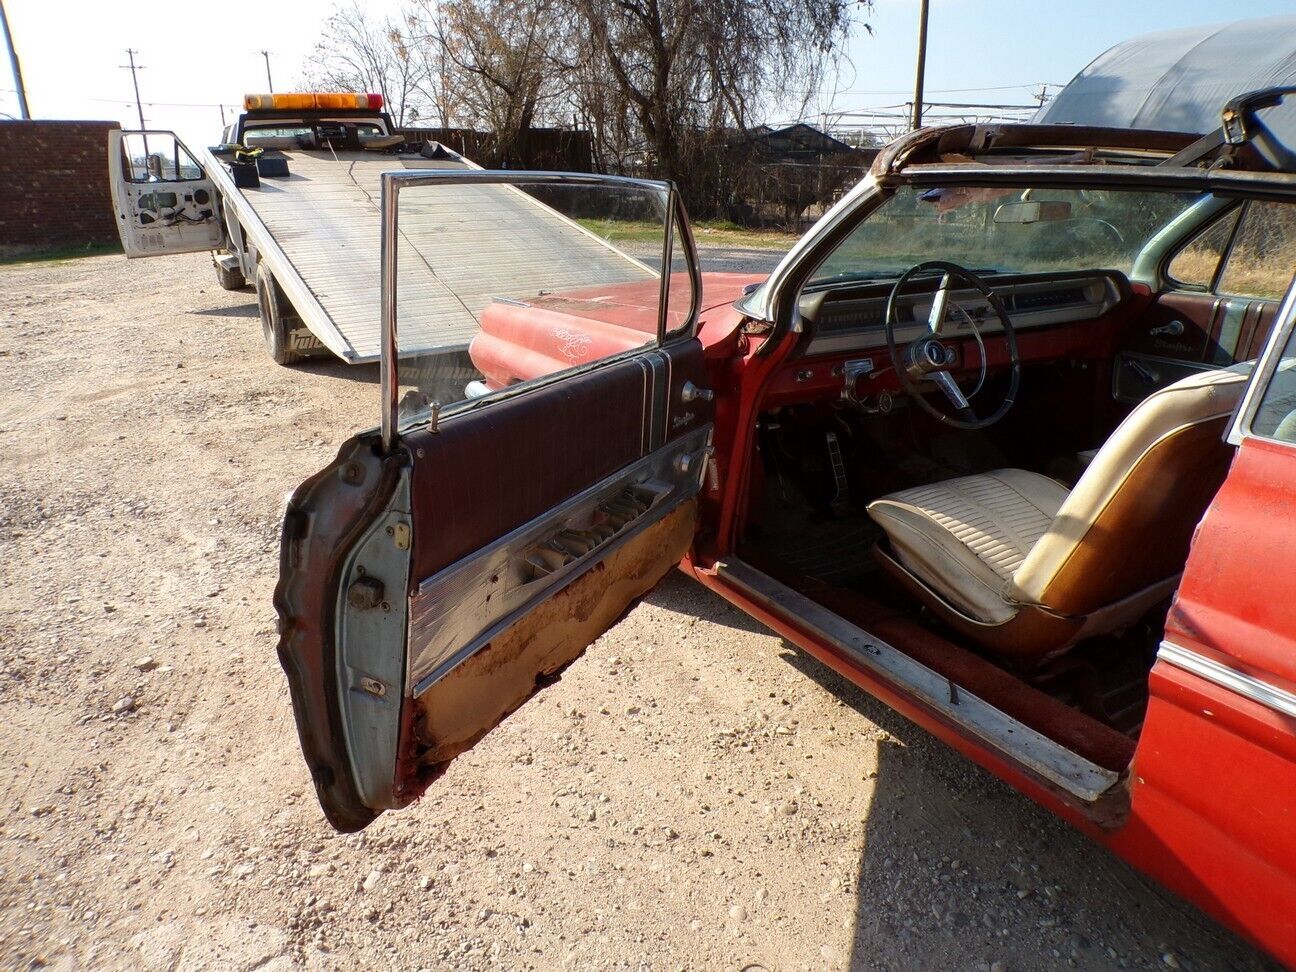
[[119, 132, 204, 183], [1166, 208, 1239, 290], [1218, 201, 1296, 300], [1251, 322, 1296, 442], [391, 178, 685, 431]]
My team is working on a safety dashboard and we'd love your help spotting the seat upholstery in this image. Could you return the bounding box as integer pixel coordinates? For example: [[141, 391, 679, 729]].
[[868, 470, 1069, 625], [867, 367, 1248, 660]]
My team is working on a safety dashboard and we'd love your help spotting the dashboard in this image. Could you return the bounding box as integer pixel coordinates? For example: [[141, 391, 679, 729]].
[[762, 270, 1133, 409], [797, 270, 1127, 357]]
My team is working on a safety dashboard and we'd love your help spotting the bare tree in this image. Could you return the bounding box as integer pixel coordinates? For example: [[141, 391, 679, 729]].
[[425, 0, 565, 163], [408, 2, 462, 128], [566, 0, 866, 212], [304, 3, 429, 127]]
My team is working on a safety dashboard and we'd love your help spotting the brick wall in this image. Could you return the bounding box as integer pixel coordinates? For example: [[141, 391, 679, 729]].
[[0, 120, 122, 253]]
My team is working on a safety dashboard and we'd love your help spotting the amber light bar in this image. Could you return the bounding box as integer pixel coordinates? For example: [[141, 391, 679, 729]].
[[243, 92, 384, 111]]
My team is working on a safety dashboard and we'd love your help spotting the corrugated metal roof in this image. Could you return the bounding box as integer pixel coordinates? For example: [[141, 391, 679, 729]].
[[1036, 16, 1296, 137]]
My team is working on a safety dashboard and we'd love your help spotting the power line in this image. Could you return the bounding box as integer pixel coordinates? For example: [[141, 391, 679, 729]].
[[0, 86, 240, 110]]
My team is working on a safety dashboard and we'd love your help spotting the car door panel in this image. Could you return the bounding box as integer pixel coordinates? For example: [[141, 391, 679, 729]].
[[400, 496, 697, 799], [1116, 292, 1282, 403], [279, 341, 713, 831]]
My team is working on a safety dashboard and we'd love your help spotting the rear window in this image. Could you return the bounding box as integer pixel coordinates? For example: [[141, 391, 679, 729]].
[[243, 125, 312, 144]]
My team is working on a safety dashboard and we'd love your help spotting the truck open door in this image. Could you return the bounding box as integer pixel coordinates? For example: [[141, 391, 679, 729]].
[[107, 130, 223, 257], [274, 171, 713, 830]]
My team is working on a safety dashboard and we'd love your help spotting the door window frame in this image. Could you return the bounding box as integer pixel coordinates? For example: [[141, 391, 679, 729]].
[[117, 130, 207, 184], [377, 169, 702, 451], [1227, 269, 1296, 447]]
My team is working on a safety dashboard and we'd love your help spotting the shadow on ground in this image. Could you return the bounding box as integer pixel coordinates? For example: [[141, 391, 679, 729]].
[[189, 301, 259, 319], [645, 572, 1278, 970]]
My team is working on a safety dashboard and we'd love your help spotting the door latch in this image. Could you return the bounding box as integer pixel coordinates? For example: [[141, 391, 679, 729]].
[[386, 522, 411, 550]]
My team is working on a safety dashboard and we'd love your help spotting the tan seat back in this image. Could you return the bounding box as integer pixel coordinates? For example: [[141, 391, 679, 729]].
[[1009, 368, 1247, 616]]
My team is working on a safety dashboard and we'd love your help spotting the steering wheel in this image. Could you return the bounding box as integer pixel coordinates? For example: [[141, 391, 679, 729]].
[[883, 261, 1021, 431]]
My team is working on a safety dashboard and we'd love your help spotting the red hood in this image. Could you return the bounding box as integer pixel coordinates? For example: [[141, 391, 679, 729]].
[[469, 270, 766, 389], [698, 272, 765, 312]]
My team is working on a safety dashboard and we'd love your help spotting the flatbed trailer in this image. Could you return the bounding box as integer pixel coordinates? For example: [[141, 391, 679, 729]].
[[107, 94, 653, 367]]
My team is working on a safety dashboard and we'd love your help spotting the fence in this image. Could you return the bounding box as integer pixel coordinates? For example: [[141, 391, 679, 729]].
[[398, 127, 595, 172]]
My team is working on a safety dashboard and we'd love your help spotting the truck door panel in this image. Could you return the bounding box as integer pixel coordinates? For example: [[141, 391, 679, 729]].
[[108, 130, 223, 257]]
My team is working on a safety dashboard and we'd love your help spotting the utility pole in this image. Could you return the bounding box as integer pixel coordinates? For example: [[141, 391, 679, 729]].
[[910, 0, 929, 131], [121, 48, 146, 129], [259, 50, 273, 92], [0, 0, 31, 119]]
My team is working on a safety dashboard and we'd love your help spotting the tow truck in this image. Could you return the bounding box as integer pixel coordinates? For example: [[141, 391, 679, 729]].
[[106, 92, 650, 374]]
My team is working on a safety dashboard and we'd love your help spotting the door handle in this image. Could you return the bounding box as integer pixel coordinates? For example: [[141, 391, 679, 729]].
[[675, 445, 715, 476], [680, 381, 714, 403], [1150, 320, 1185, 337]]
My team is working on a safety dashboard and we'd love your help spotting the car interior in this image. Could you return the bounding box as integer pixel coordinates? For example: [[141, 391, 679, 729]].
[[734, 183, 1295, 776]]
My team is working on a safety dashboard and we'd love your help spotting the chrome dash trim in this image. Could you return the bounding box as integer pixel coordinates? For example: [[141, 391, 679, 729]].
[[1157, 641, 1296, 719], [716, 559, 1121, 803]]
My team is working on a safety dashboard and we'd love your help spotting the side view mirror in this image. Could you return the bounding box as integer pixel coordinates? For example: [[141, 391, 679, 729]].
[[993, 200, 1073, 224]]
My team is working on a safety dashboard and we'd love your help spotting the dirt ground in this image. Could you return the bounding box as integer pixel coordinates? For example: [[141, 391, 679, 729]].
[[0, 251, 1279, 972]]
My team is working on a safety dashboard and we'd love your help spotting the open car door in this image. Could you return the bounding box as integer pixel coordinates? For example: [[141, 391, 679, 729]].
[[107, 129, 223, 257], [276, 171, 713, 830]]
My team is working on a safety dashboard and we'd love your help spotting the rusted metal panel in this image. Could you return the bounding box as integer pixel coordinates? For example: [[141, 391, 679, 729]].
[[396, 498, 697, 795]]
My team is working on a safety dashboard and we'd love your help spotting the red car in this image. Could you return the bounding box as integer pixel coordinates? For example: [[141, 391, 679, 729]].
[[277, 99, 1296, 966]]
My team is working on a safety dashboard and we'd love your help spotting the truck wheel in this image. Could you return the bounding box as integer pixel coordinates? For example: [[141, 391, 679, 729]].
[[215, 259, 247, 291], [255, 263, 316, 366]]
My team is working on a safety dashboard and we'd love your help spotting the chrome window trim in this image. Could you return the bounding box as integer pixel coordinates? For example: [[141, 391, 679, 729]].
[[1227, 269, 1296, 447], [1158, 641, 1296, 720], [378, 170, 698, 452]]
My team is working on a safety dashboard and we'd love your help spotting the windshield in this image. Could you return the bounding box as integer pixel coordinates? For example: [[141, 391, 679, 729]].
[[807, 184, 1206, 287]]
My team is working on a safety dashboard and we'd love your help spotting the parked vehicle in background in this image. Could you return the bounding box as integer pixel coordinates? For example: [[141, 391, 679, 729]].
[[266, 89, 1296, 967]]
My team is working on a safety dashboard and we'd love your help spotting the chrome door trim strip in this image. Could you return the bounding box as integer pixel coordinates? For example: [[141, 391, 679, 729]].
[[407, 426, 713, 696], [715, 559, 1121, 803], [1157, 641, 1296, 720]]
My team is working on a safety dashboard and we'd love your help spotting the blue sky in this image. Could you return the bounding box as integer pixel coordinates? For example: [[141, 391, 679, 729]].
[[2, 0, 1295, 144]]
